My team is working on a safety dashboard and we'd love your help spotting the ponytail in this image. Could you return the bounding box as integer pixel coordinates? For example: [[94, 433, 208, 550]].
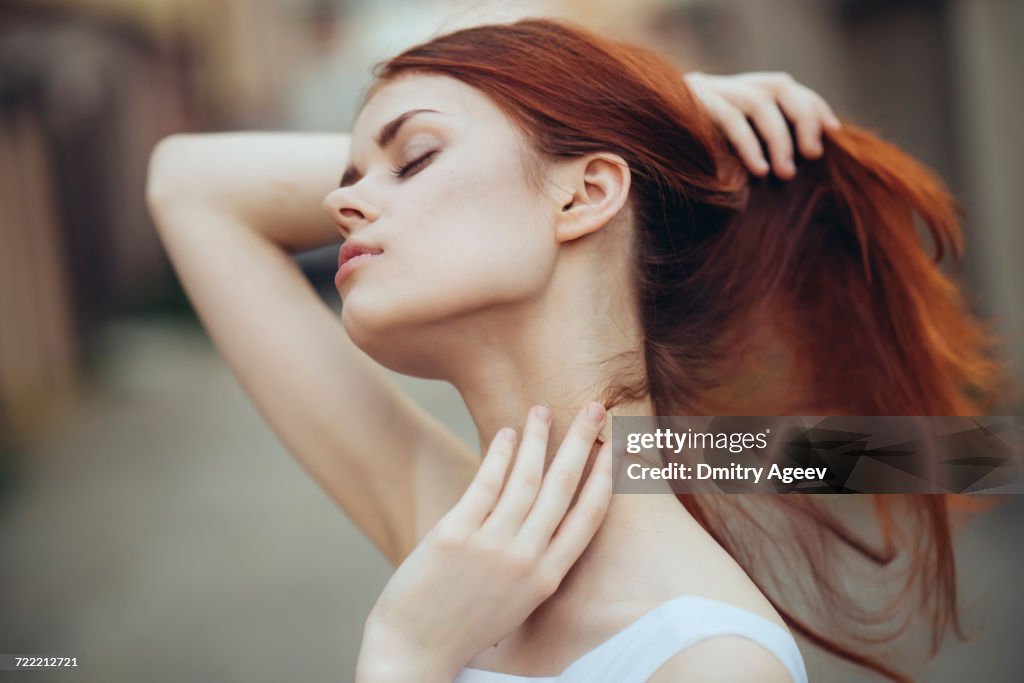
[[655, 124, 1009, 682], [701, 125, 1006, 415]]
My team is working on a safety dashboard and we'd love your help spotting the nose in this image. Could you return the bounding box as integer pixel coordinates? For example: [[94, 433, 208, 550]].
[[323, 187, 380, 237]]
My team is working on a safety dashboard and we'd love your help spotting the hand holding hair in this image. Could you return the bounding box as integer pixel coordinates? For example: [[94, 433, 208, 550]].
[[355, 402, 614, 683], [685, 71, 842, 179]]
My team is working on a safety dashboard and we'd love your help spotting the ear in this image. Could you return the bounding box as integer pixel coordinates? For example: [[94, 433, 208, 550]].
[[549, 153, 631, 243]]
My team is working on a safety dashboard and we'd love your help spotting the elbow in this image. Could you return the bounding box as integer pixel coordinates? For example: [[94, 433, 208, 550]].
[[145, 134, 196, 224]]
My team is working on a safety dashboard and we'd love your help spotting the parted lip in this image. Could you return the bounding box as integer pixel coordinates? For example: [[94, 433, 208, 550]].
[[338, 240, 383, 268]]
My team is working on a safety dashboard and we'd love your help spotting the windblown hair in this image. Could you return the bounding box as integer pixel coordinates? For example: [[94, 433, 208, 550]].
[[373, 18, 1009, 682]]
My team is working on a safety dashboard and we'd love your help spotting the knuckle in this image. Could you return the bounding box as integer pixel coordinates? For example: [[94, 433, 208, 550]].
[[493, 540, 536, 573], [580, 501, 610, 529], [730, 90, 759, 111], [472, 535, 505, 560], [475, 475, 503, 499], [434, 521, 468, 552], [735, 128, 762, 153], [752, 97, 779, 119], [533, 569, 563, 599], [792, 98, 816, 119], [720, 106, 746, 126], [773, 71, 795, 85], [507, 544, 540, 572], [517, 467, 543, 490], [553, 467, 581, 497]]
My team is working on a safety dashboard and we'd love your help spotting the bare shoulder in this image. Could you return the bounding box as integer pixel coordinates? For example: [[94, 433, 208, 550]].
[[646, 636, 793, 683], [637, 500, 791, 631]]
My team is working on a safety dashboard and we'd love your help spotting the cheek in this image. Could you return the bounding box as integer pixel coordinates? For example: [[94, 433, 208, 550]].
[[343, 149, 553, 336], [399, 160, 550, 294]]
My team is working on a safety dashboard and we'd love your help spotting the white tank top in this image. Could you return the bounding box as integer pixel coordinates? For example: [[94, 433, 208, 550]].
[[453, 594, 808, 683]]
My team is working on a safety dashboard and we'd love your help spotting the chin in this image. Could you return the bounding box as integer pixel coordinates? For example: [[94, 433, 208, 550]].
[[340, 293, 396, 348], [340, 296, 447, 378]]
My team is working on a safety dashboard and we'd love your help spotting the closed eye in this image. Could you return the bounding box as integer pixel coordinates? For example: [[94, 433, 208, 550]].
[[392, 150, 437, 179]]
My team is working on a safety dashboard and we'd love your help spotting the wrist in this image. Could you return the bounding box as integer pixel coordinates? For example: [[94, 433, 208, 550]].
[[356, 619, 459, 683]]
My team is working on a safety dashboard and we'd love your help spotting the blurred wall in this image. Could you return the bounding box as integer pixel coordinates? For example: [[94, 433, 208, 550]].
[[0, 2, 194, 447], [949, 0, 1024, 386]]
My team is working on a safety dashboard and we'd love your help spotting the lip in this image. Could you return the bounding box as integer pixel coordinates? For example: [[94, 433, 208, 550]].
[[338, 240, 383, 268], [335, 242, 382, 286]]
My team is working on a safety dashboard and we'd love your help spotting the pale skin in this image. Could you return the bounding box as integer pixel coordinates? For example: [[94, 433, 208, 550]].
[[146, 71, 839, 682], [358, 405, 616, 682]]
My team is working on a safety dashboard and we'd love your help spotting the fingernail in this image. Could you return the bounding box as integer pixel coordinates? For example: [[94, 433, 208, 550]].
[[501, 427, 516, 442], [534, 405, 551, 424], [587, 402, 606, 422]]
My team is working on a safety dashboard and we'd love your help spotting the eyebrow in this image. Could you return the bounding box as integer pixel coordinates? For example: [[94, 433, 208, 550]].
[[339, 108, 443, 188]]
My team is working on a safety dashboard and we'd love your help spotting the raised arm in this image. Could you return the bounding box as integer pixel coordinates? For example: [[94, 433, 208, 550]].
[[145, 133, 479, 565]]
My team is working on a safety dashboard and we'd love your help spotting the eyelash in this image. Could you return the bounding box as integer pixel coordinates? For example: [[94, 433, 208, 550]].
[[392, 150, 437, 179]]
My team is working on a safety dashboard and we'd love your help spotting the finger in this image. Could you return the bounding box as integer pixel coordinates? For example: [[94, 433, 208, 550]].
[[538, 439, 614, 578], [752, 72, 841, 134], [449, 426, 518, 528], [517, 402, 607, 547], [814, 93, 842, 131], [481, 405, 551, 535], [745, 95, 796, 179], [711, 99, 770, 177], [777, 86, 824, 159]]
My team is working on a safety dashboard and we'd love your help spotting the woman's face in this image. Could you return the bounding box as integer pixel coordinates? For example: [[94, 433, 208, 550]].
[[323, 74, 559, 348]]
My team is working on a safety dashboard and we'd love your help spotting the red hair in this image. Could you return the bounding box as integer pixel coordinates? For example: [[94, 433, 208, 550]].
[[374, 18, 1010, 681]]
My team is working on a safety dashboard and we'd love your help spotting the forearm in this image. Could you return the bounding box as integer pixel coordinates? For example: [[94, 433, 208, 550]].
[[146, 132, 350, 253]]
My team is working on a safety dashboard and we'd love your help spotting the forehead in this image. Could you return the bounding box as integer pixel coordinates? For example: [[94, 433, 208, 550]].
[[353, 74, 513, 145]]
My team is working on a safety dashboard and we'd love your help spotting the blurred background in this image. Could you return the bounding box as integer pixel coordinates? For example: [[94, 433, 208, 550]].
[[1, 0, 1022, 681]]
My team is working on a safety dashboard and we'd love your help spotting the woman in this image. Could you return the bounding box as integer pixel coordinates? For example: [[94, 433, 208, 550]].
[[146, 18, 1004, 683]]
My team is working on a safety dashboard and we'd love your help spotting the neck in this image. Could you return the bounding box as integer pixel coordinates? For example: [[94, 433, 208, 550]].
[[448, 272, 647, 457], [412, 234, 707, 627], [435, 265, 706, 626]]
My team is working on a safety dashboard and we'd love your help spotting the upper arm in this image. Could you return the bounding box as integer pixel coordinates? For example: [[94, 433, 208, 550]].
[[150, 203, 478, 566], [646, 636, 794, 683]]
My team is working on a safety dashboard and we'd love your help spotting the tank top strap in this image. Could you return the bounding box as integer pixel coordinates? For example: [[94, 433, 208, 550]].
[[558, 594, 808, 683]]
